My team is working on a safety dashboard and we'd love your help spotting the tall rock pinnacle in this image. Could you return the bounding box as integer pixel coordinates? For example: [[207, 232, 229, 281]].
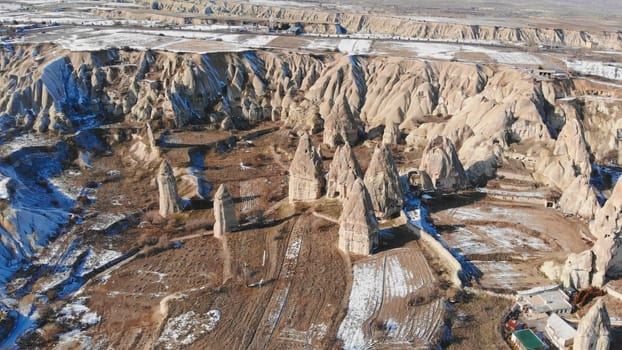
[[338, 178, 379, 255], [213, 184, 237, 238], [326, 143, 363, 200], [157, 160, 182, 218], [364, 144, 403, 219], [288, 132, 324, 202]]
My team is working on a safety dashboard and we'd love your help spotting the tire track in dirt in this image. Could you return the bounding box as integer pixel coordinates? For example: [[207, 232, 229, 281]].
[[246, 214, 306, 349]]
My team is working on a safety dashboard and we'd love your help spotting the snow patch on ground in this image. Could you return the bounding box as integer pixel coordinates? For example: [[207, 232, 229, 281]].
[[285, 237, 302, 260], [81, 249, 123, 275], [88, 213, 128, 232], [58, 300, 101, 328], [337, 39, 373, 55], [337, 260, 384, 349], [157, 310, 221, 349]]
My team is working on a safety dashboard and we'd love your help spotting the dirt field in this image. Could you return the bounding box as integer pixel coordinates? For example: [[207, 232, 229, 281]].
[[428, 192, 591, 291]]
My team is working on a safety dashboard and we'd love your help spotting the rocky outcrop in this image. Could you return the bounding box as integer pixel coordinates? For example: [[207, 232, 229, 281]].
[[592, 234, 622, 287], [129, 122, 160, 164], [574, 299, 611, 350], [382, 122, 400, 145], [322, 98, 360, 148], [364, 144, 403, 219], [288, 132, 323, 202], [338, 178, 379, 255], [591, 178, 622, 239], [213, 184, 237, 238], [554, 110, 592, 177], [558, 175, 600, 220], [326, 143, 362, 200], [561, 250, 594, 290], [157, 160, 182, 218], [420, 136, 468, 192], [536, 106, 593, 192]]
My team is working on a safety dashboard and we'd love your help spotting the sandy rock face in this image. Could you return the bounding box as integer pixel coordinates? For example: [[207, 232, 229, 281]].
[[157, 160, 182, 218], [213, 184, 237, 238], [561, 250, 594, 289], [364, 144, 403, 219], [574, 299, 612, 350], [338, 178, 379, 255], [420, 136, 468, 192], [326, 143, 363, 200], [591, 178, 622, 239], [288, 133, 324, 202], [558, 175, 600, 220], [591, 234, 622, 287]]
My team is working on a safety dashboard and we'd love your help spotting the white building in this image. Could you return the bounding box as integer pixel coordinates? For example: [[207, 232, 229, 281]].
[[545, 313, 576, 349], [516, 285, 573, 316]]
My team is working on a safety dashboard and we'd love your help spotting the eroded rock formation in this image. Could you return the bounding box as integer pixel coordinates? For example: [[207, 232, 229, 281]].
[[288, 132, 323, 202], [592, 234, 622, 287], [561, 250, 594, 290], [157, 160, 182, 218], [213, 184, 237, 237], [382, 122, 400, 145], [326, 143, 362, 200], [322, 98, 360, 148], [558, 175, 600, 220], [574, 299, 612, 350], [591, 178, 622, 239], [338, 178, 379, 255], [129, 122, 160, 164], [420, 136, 468, 192], [364, 144, 403, 219]]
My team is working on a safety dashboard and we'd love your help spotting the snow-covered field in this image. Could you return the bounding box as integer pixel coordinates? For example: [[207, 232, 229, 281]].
[[337, 249, 442, 349], [376, 41, 542, 64], [564, 59, 622, 80]]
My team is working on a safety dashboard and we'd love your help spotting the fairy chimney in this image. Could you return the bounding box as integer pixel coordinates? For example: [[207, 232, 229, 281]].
[[326, 143, 363, 200], [213, 184, 237, 237], [364, 144, 403, 219], [288, 132, 324, 202], [338, 178, 379, 255], [157, 160, 182, 218]]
